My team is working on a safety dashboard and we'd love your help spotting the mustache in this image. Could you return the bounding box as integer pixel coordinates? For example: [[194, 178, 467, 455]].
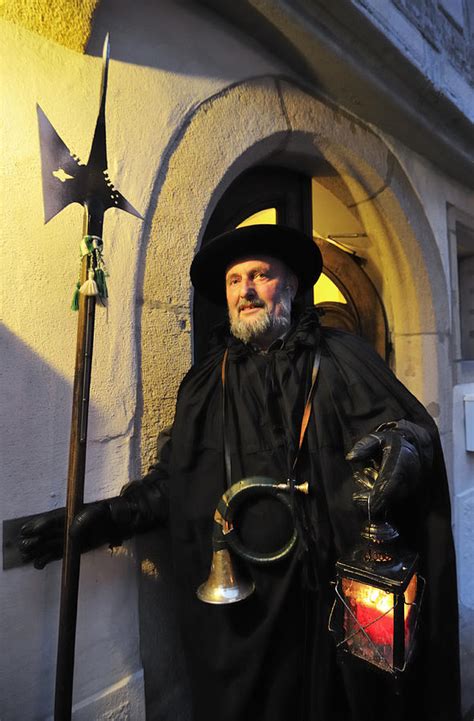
[[238, 299, 265, 311]]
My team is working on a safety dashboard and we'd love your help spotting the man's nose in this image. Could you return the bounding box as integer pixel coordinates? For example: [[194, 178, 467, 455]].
[[240, 278, 256, 297]]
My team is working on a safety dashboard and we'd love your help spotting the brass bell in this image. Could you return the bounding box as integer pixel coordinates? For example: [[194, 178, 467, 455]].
[[197, 548, 255, 604]]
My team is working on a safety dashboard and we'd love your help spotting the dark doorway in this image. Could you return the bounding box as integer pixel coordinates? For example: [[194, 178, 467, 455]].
[[192, 165, 389, 363]]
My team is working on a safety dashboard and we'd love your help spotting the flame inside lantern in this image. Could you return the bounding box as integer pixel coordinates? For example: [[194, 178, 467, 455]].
[[341, 574, 417, 669]]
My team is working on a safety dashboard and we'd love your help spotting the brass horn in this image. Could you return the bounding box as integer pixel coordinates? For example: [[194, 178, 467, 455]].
[[197, 476, 309, 605]]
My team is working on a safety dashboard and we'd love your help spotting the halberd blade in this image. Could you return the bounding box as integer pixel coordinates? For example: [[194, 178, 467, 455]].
[[86, 34, 109, 193], [37, 104, 86, 223], [37, 34, 142, 224]]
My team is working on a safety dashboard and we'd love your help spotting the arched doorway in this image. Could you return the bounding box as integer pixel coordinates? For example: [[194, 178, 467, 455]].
[[193, 165, 389, 363]]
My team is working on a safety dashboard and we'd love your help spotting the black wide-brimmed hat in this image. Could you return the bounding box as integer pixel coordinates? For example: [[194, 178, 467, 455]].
[[190, 224, 322, 305]]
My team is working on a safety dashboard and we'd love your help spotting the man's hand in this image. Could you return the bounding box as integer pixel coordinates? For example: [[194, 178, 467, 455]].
[[19, 501, 119, 569], [345, 420, 430, 518], [18, 476, 170, 570]]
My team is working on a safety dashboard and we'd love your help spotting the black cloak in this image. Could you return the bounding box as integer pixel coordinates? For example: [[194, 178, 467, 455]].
[[144, 309, 460, 721]]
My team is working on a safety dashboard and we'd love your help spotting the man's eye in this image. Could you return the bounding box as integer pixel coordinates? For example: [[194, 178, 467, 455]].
[[255, 272, 268, 280]]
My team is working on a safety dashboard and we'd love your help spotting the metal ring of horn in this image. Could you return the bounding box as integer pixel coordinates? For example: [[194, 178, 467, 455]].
[[197, 475, 309, 604]]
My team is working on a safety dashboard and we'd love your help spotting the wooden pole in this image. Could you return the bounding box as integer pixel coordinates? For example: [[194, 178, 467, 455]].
[[54, 198, 103, 721]]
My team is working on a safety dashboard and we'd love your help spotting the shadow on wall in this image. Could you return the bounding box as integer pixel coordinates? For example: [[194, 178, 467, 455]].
[[0, 324, 74, 517], [0, 325, 192, 720], [0, 324, 77, 718], [86, 0, 306, 80]]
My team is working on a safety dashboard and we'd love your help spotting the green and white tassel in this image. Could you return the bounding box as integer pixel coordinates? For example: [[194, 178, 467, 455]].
[[71, 234, 109, 310], [80, 268, 99, 296]]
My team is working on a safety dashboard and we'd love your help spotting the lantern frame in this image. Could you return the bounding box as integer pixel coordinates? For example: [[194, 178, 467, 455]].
[[329, 522, 425, 675]]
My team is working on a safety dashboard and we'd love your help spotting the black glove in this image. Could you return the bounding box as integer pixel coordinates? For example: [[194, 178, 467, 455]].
[[19, 476, 169, 569], [19, 499, 128, 569], [345, 419, 432, 518]]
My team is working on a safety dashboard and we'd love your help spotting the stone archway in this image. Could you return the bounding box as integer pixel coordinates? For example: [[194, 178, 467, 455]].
[[140, 76, 451, 473]]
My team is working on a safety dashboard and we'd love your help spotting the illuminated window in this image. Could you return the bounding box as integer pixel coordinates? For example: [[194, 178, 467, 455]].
[[314, 274, 347, 304], [237, 208, 277, 227]]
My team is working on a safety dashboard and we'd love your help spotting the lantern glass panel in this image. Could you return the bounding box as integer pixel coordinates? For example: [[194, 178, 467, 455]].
[[403, 574, 418, 656], [341, 574, 417, 672]]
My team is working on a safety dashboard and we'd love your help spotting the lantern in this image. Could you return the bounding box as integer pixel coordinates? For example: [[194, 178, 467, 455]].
[[330, 521, 424, 675]]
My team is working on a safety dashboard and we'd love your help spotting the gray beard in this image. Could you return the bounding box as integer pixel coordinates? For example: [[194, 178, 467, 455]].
[[229, 293, 292, 346]]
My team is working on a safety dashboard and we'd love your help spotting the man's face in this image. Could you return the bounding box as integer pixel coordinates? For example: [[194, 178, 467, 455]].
[[225, 255, 297, 347]]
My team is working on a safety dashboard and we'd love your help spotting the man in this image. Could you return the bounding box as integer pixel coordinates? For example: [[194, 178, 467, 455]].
[[20, 225, 460, 721]]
